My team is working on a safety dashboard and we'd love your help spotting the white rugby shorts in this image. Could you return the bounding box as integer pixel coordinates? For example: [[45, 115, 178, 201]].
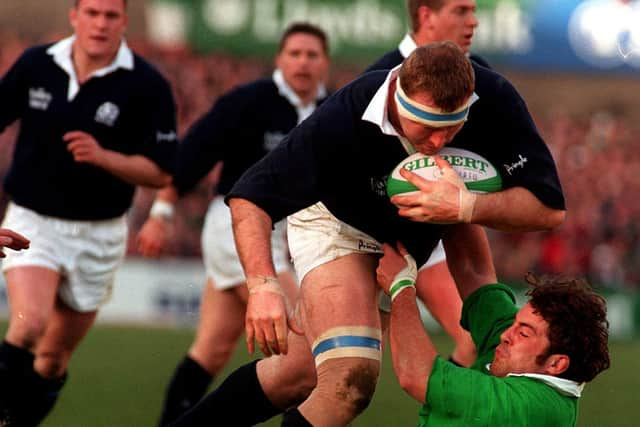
[[287, 202, 384, 281], [1, 202, 127, 312], [201, 196, 292, 290]]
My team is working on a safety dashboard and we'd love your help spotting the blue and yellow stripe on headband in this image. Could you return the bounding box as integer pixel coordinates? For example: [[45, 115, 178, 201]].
[[395, 77, 473, 127]]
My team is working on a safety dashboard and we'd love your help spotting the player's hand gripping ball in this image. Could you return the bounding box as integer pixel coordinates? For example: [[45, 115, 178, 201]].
[[386, 147, 502, 197]]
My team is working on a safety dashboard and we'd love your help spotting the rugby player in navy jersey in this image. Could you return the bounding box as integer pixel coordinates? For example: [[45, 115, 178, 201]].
[[0, 0, 177, 425], [369, 0, 487, 370], [366, 0, 488, 72], [136, 22, 330, 426], [167, 42, 565, 427]]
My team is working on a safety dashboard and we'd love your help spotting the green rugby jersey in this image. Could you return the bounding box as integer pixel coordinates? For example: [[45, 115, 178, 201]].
[[418, 284, 579, 427]]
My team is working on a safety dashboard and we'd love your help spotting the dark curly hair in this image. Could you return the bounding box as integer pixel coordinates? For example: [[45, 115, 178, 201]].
[[526, 272, 610, 383]]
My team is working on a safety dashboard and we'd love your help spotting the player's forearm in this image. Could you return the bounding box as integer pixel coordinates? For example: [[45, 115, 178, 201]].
[[390, 290, 437, 404], [444, 224, 497, 300], [229, 198, 278, 280], [471, 187, 565, 231], [99, 151, 172, 188]]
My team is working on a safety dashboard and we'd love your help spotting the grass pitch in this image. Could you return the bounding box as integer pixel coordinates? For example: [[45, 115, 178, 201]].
[[1, 322, 638, 426]]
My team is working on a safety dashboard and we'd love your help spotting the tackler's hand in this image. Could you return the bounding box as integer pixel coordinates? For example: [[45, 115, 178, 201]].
[[376, 243, 417, 301]]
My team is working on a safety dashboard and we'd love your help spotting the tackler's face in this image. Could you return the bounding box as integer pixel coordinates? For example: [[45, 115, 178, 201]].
[[70, 0, 128, 65], [490, 303, 553, 377], [276, 32, 329, 101]]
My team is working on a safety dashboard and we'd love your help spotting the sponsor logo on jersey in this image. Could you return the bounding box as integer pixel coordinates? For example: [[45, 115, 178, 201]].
[[156, 130, 177, 143], [95, 102, 120, 127], [503, 154, 528, 176], [28, 87, 52, 111], [263, 131, 286, 151]]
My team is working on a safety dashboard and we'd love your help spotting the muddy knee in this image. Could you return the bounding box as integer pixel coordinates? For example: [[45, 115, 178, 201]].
[[337, 361, 379, 414], [313, 326, 382, 416]]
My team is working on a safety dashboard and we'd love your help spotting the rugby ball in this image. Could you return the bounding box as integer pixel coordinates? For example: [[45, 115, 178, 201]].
[[386, 147, 502, 197]]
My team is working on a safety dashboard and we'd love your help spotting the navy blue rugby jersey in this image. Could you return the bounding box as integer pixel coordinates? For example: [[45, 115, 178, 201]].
[[174, 78, 324, 196], [365, 47, 491, 73], [227, 69, 564, 266], [0, 43, 177, 220]]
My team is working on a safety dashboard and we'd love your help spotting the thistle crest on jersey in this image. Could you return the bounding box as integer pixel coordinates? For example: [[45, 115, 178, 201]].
[[386, 147, 502, 197], [95, 102, 120, 127]]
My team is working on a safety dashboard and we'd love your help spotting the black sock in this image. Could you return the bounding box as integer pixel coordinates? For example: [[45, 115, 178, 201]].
[[167, 359, 281, 427], [0, 340, 36, 425], [157, 356, 213, 427], [23, 372, 68, 426], [281, 408, 313, 427], [0, 340, 35, 375]]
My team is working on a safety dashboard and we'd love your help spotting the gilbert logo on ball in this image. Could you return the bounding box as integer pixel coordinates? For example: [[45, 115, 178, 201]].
[[386, 147, 502, 197]]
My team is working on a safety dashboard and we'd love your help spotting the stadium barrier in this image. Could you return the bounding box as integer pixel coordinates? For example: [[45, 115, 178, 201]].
[[0, 258, 638, 339]]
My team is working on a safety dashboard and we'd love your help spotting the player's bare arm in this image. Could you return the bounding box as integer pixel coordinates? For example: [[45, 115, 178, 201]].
[[64, 130, 172, 188], [392, 157, 565, 231], [470, 187, 566, 231], [442, 223, 496, 299], [376, 243, 437, 403], [229, 197, 300, 357], [136, 185, 179, 257]]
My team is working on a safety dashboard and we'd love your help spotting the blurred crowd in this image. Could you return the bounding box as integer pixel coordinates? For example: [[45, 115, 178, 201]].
[[1, 31, 639, 291]]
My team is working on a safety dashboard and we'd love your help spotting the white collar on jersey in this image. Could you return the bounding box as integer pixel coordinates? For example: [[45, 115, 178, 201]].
[[398, 32, 474, 61], [273, 69, 327, 124], [361, 65, 415, 155], [485, 364, 585, 397], [47, 35, 134, 101], [398, 33, 418, 59], [507, 372, 585, 397]]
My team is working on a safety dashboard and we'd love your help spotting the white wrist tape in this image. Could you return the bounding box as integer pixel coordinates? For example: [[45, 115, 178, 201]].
[[247, 275, 285, 297], [440, 167, 476, 223], [150, 200, 175, 220], [389, 254, 418, 302], [458, 190, 477, 223]]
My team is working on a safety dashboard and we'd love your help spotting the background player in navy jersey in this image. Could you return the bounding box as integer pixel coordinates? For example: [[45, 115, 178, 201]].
[[136, 22, 330, 426], [370, 0, 485, 369], [0, 0, 177, 425], [166, 42, 565, 427], [367, 0, 486, 72]]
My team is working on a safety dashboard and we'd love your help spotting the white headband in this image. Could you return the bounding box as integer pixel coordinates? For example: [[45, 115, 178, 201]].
[[395, 77, 473, 127]]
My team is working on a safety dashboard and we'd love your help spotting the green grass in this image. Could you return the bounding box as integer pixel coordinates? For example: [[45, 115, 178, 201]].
[[1, 322, 639, 426]]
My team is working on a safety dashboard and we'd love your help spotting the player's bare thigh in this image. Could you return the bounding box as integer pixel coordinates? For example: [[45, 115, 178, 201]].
[[297, 253, 381, 348], [4, 266, 60, 349]]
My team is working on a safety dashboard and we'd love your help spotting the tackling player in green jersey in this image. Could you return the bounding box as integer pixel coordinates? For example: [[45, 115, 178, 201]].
[[377, 243, 610, 427]]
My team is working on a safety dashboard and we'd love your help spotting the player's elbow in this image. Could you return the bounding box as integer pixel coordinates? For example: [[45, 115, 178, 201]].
[[147, 172, 173, 189], [541, 208, 566, 230], [397, 372, 427, 404]]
